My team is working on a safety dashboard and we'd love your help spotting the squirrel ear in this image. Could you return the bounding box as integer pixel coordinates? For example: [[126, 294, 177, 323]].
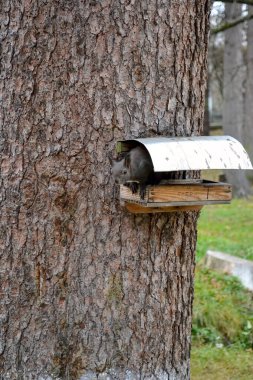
[[124, 153, 131, 168]]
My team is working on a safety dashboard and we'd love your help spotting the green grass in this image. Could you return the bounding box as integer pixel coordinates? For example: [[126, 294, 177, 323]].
[[196, 197, 253, 261], [192, 266, 253, 347], [191, 198, 253, 379], [191, 345, 253, 380]]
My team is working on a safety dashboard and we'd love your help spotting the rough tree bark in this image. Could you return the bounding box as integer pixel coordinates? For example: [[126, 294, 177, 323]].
[[244, 6, 253, 180], [0, 1, 210, 379], [223, 3, 251, 197]]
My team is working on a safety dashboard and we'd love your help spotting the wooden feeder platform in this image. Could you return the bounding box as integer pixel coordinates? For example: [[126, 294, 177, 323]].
[[115, 136, 252, 213], [120, 180, 232, 213]]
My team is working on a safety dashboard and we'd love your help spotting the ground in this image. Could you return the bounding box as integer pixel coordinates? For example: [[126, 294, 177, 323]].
[[191, 197, 253, 379]]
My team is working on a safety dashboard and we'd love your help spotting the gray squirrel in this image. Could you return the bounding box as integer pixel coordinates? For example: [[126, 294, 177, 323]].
[[112, 146, 154, 199]]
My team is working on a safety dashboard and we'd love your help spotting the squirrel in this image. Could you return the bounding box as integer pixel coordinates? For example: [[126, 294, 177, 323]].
[[112, 146, 154, 199]]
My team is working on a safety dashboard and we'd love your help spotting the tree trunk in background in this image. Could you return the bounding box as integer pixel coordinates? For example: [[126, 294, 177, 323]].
[[203, 79, 210, 136], [244, 7, 253, 181], [223, 3, 251, 197], [0, 1, 210, 379]]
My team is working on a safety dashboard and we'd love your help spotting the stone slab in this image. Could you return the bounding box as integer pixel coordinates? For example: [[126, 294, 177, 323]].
[[204, 250, 253, 291]]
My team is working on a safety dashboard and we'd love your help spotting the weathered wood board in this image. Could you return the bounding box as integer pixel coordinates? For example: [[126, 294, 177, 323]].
[[120, 180, 232, 213], [124, 203, 203, 214]]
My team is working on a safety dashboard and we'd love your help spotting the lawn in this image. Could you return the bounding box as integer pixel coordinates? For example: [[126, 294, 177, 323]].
[[191, 345, 253, 380], [196, 197, 253, 261], [191, 198, 253, 379]]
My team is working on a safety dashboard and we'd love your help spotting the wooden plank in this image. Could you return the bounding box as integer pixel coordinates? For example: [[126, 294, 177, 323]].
[[124, 203, 203, 214], [120, 186, 149, 202], [120, 181, 232, 204], [143, 200, 231, 207], [148, 184, 231, 202]]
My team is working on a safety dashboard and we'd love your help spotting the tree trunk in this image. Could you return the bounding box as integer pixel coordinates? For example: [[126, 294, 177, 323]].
[[203, 78, 210, 136], [0, 1, 210, 379], [244, 6, 253, 181], [223, 3, 251, 197]]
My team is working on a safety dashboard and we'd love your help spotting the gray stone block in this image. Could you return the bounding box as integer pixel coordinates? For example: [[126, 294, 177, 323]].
[[204, 250, 253, 291]]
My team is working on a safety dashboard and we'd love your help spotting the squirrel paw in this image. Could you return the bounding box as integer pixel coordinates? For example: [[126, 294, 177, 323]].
[[139, 185, 146, 200], [125, 182, 139, 194]]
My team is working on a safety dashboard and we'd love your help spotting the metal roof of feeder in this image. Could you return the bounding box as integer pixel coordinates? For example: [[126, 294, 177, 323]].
[[125, 136, 253, 172]]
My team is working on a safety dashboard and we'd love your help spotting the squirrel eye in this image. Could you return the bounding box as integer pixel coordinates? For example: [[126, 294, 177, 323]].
[[122, 169, 127, 174]]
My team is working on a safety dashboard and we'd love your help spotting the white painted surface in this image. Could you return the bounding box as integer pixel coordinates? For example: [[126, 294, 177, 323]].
[[131, 136, 253, 172], [205, 250, 253, 291]]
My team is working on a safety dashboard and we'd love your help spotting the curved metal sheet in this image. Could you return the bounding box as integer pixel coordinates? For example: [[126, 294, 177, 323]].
[[130, 136, 253, 172]]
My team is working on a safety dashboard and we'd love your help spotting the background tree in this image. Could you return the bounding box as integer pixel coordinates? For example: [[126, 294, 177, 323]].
[[244, 6, 253, 180], [206, 3, 225, 131], [0, 1, 210, 379], [222, 2, 251, 196]]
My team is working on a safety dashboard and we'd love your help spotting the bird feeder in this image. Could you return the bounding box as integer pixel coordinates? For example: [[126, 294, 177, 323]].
[[116, 136, 253, 213]]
